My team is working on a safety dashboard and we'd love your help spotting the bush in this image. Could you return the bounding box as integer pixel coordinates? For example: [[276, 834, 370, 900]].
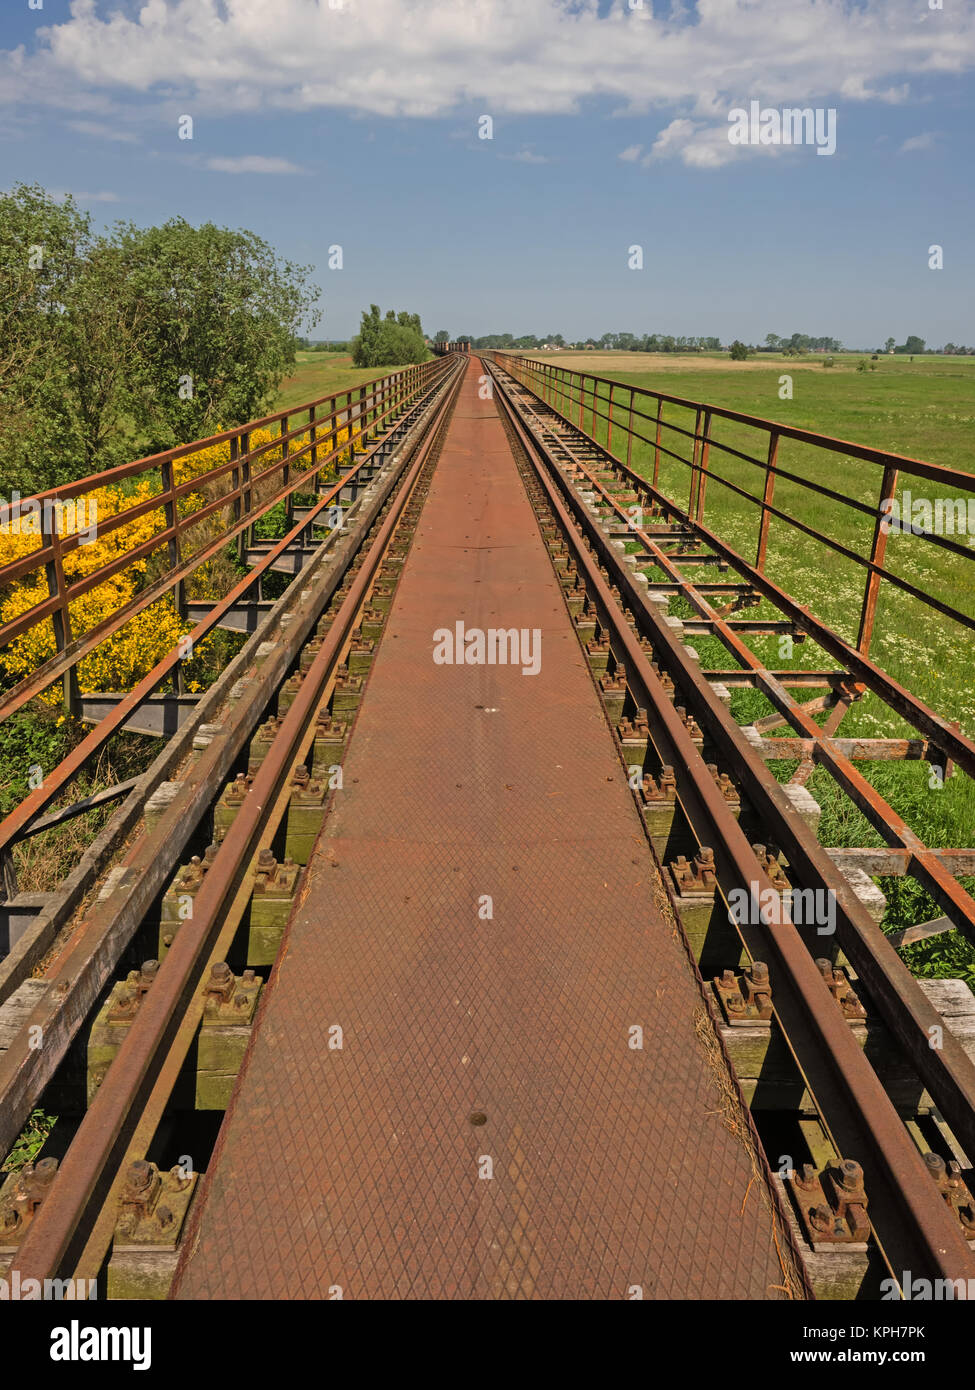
[[729, 340, 749, 361], [351, 305, 429, 367]]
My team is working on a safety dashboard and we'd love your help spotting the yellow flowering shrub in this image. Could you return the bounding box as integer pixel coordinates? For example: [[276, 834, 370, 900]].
[[0, 416, 353, 701]]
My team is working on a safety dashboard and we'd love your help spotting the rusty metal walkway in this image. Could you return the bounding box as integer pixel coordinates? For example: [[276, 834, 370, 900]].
[[172, 359, 803, 1300]]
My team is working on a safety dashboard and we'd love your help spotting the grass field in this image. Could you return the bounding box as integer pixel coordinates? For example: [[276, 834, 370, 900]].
[[273, 349, 425, 413], [520, 350, 975, 979]]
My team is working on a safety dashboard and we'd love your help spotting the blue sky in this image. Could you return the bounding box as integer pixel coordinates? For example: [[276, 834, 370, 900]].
[[1, 0, 973, 346]]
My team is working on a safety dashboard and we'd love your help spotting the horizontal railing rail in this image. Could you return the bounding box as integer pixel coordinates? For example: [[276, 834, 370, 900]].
[[0, 357, 454, 717], [491, 353, 975, 659]]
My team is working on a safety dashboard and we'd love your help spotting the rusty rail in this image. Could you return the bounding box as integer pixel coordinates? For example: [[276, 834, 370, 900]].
[[3, 356, 467, 1285], [0, 358, 453, 718], [486, 354, 975, 1288], [496, 353, 975, 662]]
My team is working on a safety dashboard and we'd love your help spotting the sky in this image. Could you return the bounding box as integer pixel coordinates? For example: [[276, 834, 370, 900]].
[[0, 0, 973, 347]]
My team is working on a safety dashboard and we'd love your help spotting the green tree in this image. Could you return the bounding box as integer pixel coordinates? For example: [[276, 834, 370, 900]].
[[112, 218, 320, 447], [0, 184, 94, 492], [351, 305, 429, 367], [729, 340, 749, 361]]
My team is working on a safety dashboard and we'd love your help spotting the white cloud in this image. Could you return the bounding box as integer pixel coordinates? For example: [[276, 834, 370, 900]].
[[67, 118, 139, 143], [0, 0, 971, 127], [899, 131, 938, 153], [618, 144, 643, 162], [644, 117, 785, 169], [502, 149, 549, 164], [205, 155, 308, 174]]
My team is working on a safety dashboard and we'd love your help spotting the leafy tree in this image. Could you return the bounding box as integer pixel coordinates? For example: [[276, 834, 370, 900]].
[[111, 218, 320, 448], [729, 340, 749, 360], [351, 305, 429, 367], [884, 337, 896, 353], [434, 329, 450, 345], [0, 184, 94, 491]]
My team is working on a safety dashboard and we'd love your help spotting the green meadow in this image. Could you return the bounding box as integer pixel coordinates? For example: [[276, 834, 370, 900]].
[[529, 351, 975, 977]]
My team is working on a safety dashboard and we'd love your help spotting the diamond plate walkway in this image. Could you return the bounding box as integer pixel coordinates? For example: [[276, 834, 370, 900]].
[[173, 358, 805, 1300]]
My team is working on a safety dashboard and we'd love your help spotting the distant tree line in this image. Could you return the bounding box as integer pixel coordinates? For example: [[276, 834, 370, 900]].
[[446, 329, 971, 357], [0, 183, 320, 494]]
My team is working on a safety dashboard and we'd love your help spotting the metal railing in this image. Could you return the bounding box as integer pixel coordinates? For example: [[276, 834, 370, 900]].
[[0, 358, 454, 718], [492, 353, 975, 659]]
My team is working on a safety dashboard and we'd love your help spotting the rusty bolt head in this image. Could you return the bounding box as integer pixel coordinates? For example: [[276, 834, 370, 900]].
[[809, 1206, 832, 1233], [257, 849, 276, 872], [816, 958, 833, 981], [32, 1157, 59, 1185], [720, 970, 736, 988], [210, 962, 232, 983], [751, 961, 769, 983], [924, 1152, 947, 1178], [155, 1205, 174, 1229], [141, 960, 159, 983], [839, 1159, 863, 1190], [126, 1160, 153, 1193], [796, 1163, 817, 1190]]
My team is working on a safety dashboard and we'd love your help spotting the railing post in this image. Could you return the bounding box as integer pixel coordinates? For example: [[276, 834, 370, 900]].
[[626, 388, 635, 472], [42, 504, 79, 718], [159, 457, 185, 693], [309, 404, 318, 475], [695, 409, 713, 522], [607, 382, 615, 453], [688, 407, 704, 516], [280, 414, 293, 532], [857, 461, 900, 656], [755, 431, 779, 572], [653, 398, 663, 487], [238, 430, 252, 563]]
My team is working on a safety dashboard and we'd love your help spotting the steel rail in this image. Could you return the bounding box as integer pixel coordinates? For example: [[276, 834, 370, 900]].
[[495, 364, 975, 1172], [70, 385, 458, 1289], [5, 355, 466, 1286], [0, 363, 465, 1155], [0, 403, 410, 856], [487, 356, 975, 1287], [492, 357, 975, 780]]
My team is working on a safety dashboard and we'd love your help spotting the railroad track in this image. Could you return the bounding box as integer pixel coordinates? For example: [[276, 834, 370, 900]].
[[1, 348, 974, 1300], [0, 354, 466, 1290]]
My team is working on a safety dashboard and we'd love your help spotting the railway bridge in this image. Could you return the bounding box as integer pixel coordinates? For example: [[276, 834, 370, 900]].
[[1, 349, 975, 1301]]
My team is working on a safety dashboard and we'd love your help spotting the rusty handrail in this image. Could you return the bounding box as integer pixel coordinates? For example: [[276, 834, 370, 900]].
[[492, 352, 975, 661], [0, 357, 454, 715]]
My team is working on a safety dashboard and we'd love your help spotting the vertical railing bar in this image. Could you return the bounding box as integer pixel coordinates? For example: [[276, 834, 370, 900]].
[[857, 461, 900, 656], [756, 431, 780, 572]]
